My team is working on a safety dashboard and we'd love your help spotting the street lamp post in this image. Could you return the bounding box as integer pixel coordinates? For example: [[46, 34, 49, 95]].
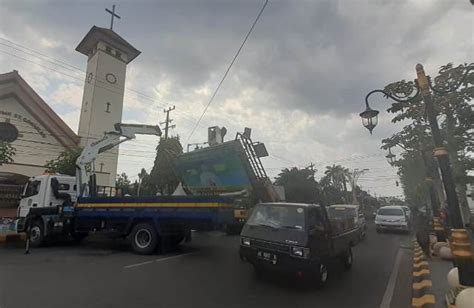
[[360, 63, 473, 229]]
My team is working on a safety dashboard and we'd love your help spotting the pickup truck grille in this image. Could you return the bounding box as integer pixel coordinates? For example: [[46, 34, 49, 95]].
[[251, 239, 290, 253]]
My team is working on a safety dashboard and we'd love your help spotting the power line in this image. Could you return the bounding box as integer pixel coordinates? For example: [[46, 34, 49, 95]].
[[185, 0, 269, 143]]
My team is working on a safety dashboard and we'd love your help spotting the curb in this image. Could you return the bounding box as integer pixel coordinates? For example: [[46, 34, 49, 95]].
[[412, 239, 436, 308]]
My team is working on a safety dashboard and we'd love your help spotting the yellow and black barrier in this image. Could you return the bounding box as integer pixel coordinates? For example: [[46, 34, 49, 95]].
[[412, 239, 436, 308]]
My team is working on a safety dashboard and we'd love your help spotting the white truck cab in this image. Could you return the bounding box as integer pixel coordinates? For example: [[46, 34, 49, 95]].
[[18, 174, 77, 218]]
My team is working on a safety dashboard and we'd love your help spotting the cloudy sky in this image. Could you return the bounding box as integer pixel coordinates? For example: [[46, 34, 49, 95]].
[[1, 0, 472, 197]]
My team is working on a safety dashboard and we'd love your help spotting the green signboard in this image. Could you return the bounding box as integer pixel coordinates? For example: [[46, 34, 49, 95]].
[[174, 141, 252, 194]]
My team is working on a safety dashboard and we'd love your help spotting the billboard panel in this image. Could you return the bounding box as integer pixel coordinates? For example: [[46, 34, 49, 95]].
[[174, 141, 252, 194]]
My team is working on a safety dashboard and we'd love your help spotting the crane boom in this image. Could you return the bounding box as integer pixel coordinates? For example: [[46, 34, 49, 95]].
[[76, 123, 161, 197]]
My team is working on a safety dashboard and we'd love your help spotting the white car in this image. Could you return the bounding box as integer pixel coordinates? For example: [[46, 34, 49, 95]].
[[375, 206, 410, 233]]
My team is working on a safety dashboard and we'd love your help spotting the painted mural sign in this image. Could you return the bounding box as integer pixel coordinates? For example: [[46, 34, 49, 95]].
[[174, 140, 252, 194]]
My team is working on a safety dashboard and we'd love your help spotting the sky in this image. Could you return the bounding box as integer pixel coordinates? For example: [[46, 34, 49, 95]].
[[0, 0, 472, 197]]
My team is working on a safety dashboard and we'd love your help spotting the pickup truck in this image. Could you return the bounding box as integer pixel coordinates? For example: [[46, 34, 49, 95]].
[[239, 202, 359, 286]]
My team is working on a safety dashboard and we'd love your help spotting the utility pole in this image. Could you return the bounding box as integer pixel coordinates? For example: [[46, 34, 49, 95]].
[[161, 106, 176, 139]]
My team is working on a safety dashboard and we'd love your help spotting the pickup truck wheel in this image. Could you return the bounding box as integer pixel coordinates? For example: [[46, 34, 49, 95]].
[[342, 248, 353, 270], [29, 220, 44, 248], [131, 222, 159, 255], [315, 263, 328, 288]]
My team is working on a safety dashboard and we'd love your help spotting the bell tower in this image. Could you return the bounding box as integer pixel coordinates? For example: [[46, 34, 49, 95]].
[[76, 7, 140, 188]]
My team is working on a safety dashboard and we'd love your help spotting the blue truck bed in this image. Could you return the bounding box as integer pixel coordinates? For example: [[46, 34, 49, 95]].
[[74, 195, 235, 231]]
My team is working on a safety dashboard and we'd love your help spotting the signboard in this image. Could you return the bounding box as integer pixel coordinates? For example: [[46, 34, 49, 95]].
[[174, 140, 253, 194]]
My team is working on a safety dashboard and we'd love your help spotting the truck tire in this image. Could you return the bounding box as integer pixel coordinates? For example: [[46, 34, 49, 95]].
[[342, 248, 353, 271], [29, 220, 45, 248], [315, 263, 328, 288], [130, 222, 159, 255]]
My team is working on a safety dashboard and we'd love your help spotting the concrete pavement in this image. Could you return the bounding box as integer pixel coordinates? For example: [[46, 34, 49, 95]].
[[0, 223, 412, 308]]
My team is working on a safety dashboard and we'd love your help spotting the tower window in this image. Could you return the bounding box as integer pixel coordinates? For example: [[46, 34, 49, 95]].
[[105, 102, 111, 113], [105, 46, 112, 54], [115, 50, 122, 59]]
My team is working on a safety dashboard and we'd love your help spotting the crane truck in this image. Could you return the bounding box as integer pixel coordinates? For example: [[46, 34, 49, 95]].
[[16, 123, 235, 254]]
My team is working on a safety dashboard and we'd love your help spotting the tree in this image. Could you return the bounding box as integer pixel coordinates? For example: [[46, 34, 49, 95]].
[[116, 172, 131, 195], [323, 164, 350, 203], [149, 136, 183, 195], [274, 167, 320, 203], [137, 168, 147, 196], [0, 141, 15, 166], [383, 62, 474, 217], [45, 148, 82, 175]]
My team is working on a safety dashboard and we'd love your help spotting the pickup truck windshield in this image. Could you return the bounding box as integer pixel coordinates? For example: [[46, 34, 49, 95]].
[[247, 205, 305, 230], [378, 208, 404, 216]]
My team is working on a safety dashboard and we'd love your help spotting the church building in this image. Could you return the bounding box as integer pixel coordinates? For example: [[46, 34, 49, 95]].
[[0, 11, 140, 214]]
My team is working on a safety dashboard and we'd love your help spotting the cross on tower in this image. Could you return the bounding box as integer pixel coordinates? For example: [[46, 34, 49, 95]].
[[105, 4, 121, 30]]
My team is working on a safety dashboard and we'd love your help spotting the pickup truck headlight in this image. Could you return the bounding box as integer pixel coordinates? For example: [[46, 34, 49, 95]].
[[291, 246, 310, 258], [241, 237, 251, 246]]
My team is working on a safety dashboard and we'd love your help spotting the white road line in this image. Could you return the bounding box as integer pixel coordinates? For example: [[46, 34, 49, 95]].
[[123, 260, 154, 269], [380, 248, 403, 308], [155, 253, 194, 263], [123, 253, 194, 269]]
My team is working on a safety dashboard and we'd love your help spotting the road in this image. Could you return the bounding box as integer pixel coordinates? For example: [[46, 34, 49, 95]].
[[0, 223, 412, 308]]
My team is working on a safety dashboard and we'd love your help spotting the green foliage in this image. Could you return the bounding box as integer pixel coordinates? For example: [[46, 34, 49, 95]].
[[45, 148, 82, 175], [0, 141, 15, 166], [382, 62, 474, 208], [274, 167, 320, 203], [116, 172, 132, 195], [149, 136, 183, 195], [274, 164, 380, 209]]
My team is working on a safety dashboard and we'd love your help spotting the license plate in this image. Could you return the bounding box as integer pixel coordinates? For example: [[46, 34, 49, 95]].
[[257, 251, 277, 264]]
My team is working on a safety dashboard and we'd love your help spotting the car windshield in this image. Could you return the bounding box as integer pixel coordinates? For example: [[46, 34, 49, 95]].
[[327, 207, 356, 219], [378, 208, 404, 216], [247, 204, 305, 230]]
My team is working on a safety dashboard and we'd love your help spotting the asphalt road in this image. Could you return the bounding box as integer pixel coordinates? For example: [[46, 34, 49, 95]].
[[0, 223, 412, 308]]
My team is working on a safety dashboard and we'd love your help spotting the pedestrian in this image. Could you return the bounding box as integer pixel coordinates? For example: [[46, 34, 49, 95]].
[[414, 207, 432, 259]]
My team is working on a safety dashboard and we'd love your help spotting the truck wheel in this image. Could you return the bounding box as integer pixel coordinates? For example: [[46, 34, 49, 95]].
[[130, 222, 159, 255], [29, 220, 44, 248], [315, 263, 328, 288], [342, 248, 353, 270]]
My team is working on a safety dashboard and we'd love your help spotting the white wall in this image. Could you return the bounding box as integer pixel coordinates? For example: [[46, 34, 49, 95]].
[[0, 96, 67, 177]]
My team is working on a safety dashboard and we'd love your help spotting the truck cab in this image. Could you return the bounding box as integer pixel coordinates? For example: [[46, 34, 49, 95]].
[[17, 174, 76, 218]]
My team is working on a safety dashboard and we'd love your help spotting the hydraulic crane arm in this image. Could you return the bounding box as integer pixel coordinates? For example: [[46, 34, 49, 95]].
[[76, 123, 161, 197]]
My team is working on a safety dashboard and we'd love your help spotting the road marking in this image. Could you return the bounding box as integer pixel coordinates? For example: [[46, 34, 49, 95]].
[[379, 248, 403, 308], [412, 280, 432, 290], [123, 253, 194, 269], [155, 253, 194, 263], [123, 260, 154, 269], [413, 269, 430, 277], [412, 294, 435, 307]]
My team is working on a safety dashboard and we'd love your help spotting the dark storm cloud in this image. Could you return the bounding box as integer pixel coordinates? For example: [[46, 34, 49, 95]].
[[1, 0, 471, 196]]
